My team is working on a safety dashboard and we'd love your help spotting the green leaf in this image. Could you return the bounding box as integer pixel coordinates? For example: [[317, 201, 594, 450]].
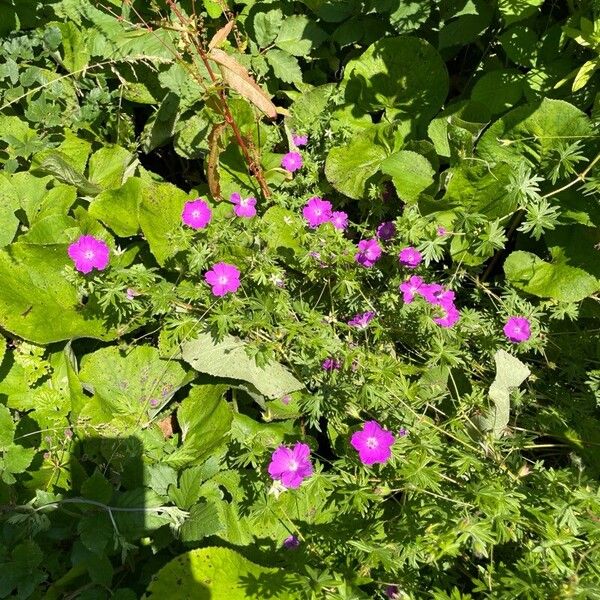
[[261, 206, 303, 254], [31, 152, 101, 196], [146, 463, 178, 497], [498, 0, 544, 25], [78, 515, 113, 555], [203, 0, 224, 18], [253, 9, 283, 48], [471, 69, 524, 116], [179, 501, 222, 542], [166, 384, 231, 468], [3, 444, 36, 474], [57, 21, 90, 73], [0, 175, 20, 248], [325, 126, 389, 199], [380, 150, 435, 203], [88, 145, 135, 190], [89, 177, 141, 237], [275, 15, 326, 56], [181, 334, 304, 400], [138, 179, 190, 266], [0, 243, 115, 343], [266, 49, 302, 84], [81, 469, 113, 504], [141, 92, 180, 153], [79, 345, 192, 424], [342, 36, 448, 124], [504, 251, 600, 302], [499, 25, 538, 67], [0, 405, 15, 450], [144, 546, 302, 599], [477, 99, 594, 169], [169, 464, 213, 509], [473, 350, 530, 436]]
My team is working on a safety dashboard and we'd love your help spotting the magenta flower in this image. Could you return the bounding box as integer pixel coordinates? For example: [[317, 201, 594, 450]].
[[348, 311, 376, 328], [303, 197, 332, 228], [292, 134, 308, 147], [351, 421, 395, 466], [281, 151, 303, 172], [283, 535, 300, 549], [355, 239, 382, 267], [182, 198, 212, 229], [322, 357, 341, 371], [68, 235, 110, 274], [433, 306, 461, 328], [503, 316, 531, 343], [386, 585, 401, 599], [330, 211, 348, 231], [230, 192, 256, 218], [399, 275, 424, 303], [437, 226, 447, 236], [204, 262, 241, 296], [268, 442, 313, 488], [376, 221, 396, 241], [418, 282, 444, 304], [398, 246, 422, 269]]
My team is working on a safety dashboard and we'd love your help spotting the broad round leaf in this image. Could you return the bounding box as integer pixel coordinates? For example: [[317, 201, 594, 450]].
[[0, 243, 115, 343], [342, 36, 448, 124], [144, 546, 300, 599]]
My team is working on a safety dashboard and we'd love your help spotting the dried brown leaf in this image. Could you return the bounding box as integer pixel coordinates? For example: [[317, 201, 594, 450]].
[[208, 20, 235, 50], [209, 48, 277, 119], [207, 121, 228, 200]]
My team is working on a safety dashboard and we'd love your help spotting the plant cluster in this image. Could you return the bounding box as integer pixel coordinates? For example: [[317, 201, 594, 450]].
[[0, 1, 599, 599]]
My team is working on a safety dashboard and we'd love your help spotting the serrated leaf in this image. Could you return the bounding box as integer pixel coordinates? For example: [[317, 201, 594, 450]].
[[266, 49, 302, 83], [81, 469, 113, 504], [275, 15, 326, 56], [325, 126, 388, 199], [180, 501, 222, 542], [253, 9, 283, 47], [31, 152, 101, 196]]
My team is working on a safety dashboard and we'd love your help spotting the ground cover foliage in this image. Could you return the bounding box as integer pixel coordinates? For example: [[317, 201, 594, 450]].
[[0, 0, 600, 598]]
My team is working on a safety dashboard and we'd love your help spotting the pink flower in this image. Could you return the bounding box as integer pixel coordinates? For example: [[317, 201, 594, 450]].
[[283, 535, 300, 549], [281, 151, 303, 172], [68, 235, 110, 274], [292, 134, 308, 147], [182, 198, 212, 229], [386, 585, 401, 599], [303, 197, 332, 228], [355, 239, 382, 267], [204, 262, 241, 296], [433, 306, 461, 328], [399, 275, 423, 303], [330, 211, 348, 231], [437, 226, 447, 236], [398, 246, 422, 269], [351, 421, 395, 466], [268, 442, 313, 488], [348, 311, 376, 328], [322, 357, 341, 371], [418, 282, 444, 304], [503, 316, 531, 343], [230, 192, 257, 218], [376, 221, 396, 241]]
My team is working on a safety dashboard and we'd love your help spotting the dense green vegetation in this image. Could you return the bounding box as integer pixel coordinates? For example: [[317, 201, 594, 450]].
[[0, 0, 599, 598]]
